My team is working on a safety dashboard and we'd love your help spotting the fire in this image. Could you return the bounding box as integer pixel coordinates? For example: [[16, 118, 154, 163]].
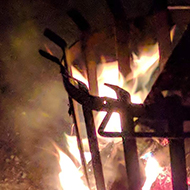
[[56, 145, 89, 190], [131, 43, 159, 78], [142, 153, 162, 190], [96, 60, 123, 133], [65, 134, 91, 164], [71, 65, 89, 88], [97, 60, 124, 98], [126, 43, 160, 103], [60, 43, 161, 189]]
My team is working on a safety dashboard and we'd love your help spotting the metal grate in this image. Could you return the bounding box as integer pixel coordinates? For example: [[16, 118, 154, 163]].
[[39, 5, 190, 190]]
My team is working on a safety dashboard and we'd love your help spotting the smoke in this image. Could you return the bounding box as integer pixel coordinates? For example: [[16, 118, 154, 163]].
[[0, 0, 77, 188]]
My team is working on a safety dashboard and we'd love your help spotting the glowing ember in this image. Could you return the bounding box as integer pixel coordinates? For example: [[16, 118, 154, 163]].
[[152, 166, 190, 190], [153, 166, 173, 190]]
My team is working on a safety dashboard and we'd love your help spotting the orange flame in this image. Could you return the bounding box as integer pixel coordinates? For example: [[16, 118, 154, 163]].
[[71, 66, 89, 88], [96, 60, 123, 134], [44, 44, 53, 55], [126, 43, 160, 103], [65, 134, 91, 164], [62, 43, 161, 189], [55, 145, 89, 190]]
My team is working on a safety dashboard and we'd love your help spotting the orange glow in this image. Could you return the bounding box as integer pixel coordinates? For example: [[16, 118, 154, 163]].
[[44, 44, 53, 55], [96, 60, 123, 133], [65, 134, 91, 164], [61, 43, 160, 189], [97, 60, 124, 98], [126, 43, 160, 103], [131, 44, 159, 78], [71, 66, 89, 88], [170, 25, 176, 43]]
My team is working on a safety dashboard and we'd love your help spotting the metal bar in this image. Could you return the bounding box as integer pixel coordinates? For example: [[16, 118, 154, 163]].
[[39, 50, 61, 65], [82, 105, 106, 190], [106, 84, 141, 190], [169, 139, 187, 190], [68, 9, 99, 96], [67, 9, 90, 32], [152, 9, 172, 72], [68, 98, 91, 189], [63, 49, 91, 189], [44, 28, 67, 50], [120, 107, 142, 190], [41, 30, 92, 189], [106, 0, 131, 78], [146, 23, 190, 93], [99, 131, 190, 139], [168, 6, 190, 10], [166, 96, 188, 190]]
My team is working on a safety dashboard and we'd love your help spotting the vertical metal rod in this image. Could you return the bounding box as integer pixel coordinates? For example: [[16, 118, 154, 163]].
[[68, 10, 103, 189], [153, 9, 172, 73], [67, 9, 99, 96], [105, 76, 142, 190], [106, 0, 131, 78], [169, 139, 187, 190], [84, 52, 99, 96], [119, 98, 141, 190], [167, 96, 188, 190], [82, 105, 106, 190], [106, 84, 142, 189], [68, 100, 91, 189], [62, 49, 91, 190]]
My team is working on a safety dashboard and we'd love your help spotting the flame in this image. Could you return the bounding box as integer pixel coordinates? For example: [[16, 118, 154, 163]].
[[56, 146, 89, 190], [142, 153, 162, 190], [71, 66, 89, 88], [170, 25, 176, 43], [131, 44, 159, 78], [97, 60, 124, 98], [126, 43, 160, 103], [96, 60, 123, 133], [61, 43, 160, 189], [65, 134, 91, 164], [44, 44, 53, 55]]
